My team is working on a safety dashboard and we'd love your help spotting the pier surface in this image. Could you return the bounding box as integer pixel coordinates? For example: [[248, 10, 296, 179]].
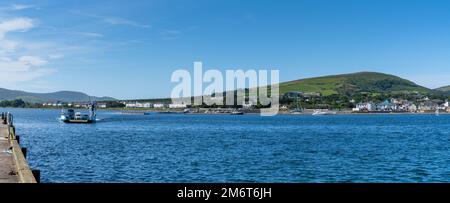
[[0, 124, 19, 182], [0, 115, 36, 183]]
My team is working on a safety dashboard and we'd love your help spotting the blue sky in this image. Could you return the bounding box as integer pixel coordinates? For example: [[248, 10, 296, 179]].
[[1, 0, 450, 99]]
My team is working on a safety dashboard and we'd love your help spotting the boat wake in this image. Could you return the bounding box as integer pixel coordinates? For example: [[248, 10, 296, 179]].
[[93, 116, 151, 123]]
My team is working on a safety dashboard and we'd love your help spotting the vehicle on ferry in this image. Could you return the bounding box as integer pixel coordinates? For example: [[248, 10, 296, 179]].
[[60, 102, 97, 123]]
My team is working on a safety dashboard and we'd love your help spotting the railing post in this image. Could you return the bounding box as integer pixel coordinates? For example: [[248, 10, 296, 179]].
[[32, 170, 41, 183], [2, 113, 6, 124], [6, 112, 14, 127], [21, 147, 27, 159]]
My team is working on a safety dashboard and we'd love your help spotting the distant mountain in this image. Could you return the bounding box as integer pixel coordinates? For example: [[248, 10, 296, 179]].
[[435, 85, 450, 95], [279, 72, 432, 96], [435, 85, 450, 92], [0, 88, 115, 103]]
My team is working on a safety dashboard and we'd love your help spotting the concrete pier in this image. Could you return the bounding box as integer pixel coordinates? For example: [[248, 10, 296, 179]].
[[0, 113, 37, 183]]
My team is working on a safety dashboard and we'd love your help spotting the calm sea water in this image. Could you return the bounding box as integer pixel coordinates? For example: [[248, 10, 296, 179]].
[[2, 108, 450, 183]]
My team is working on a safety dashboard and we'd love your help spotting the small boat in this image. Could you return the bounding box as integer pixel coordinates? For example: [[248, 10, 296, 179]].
[[290, 95, 304, 114], [230, 110, 244, 115], [121, 111, 145, 115], [157, 111, 181, 114], [290, 108, 303, 114], [60, 102, 97, 123], [312, 109, 337, 116]]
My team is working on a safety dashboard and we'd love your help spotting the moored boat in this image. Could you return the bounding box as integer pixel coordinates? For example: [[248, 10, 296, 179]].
[[312, 109, 337, 116], [290, 108, 303, 114], [230, 109, 244, 115], [290, 95, 304, 114]]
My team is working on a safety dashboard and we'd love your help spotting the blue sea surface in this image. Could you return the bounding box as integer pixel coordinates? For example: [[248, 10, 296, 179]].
[[2, 108, 450, 183]]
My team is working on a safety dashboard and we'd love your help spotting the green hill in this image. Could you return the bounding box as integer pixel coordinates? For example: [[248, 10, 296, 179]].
[[436, 85, 450, 92], [435, 85, 450, 96], [0, 88, 115, 103], [279, 72, 432, 96]]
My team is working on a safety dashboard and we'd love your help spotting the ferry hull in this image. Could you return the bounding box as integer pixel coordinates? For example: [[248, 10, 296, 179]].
[[63, 119, 94, 124]]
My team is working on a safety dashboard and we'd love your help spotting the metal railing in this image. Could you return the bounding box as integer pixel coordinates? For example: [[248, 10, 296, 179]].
[[2, 112, 15, 141], [1, 112, 14, 127], [1, 112, 39, 183]]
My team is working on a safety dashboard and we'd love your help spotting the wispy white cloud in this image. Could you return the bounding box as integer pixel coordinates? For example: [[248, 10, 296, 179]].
[[19, 56, 48, 66], [72, 10, 151, 28], [0, 4, 38, 12], [0, 55, 55, 85], [0, 39, 18, 53], [71, 31, 104, 38], [160, 29, 181, 40], [11, 4, 38, 11], [0, 17, 35, 38], [48, 54, 64, 59], [0, 67, 55, 84], [0, 17, 55, 85], [103, 16, 150, 28]]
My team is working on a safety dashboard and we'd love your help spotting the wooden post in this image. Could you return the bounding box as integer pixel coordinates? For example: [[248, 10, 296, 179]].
[[21, 147, 27, 159], [32, 170, 41, 183]]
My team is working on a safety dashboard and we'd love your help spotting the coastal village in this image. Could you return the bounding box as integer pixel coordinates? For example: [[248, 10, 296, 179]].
[[281, 91, 450, 113], [1, 71, 447, 114], [352, 98, 449, 113], [39, 90, 450, 114]]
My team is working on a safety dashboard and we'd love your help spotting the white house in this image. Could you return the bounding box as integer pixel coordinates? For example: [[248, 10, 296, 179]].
[[354, 102, 375, 111], [143, 103, 153, 108], [153, 103, 168, 108], [242, 101, 254, 109], [125, 102, 152, 108], [446, 101, 450, 112], [125, 102, 138, 108], [419, 101, 438, 111], [169, 103, 187, 108], [406, 103, 417, 112]]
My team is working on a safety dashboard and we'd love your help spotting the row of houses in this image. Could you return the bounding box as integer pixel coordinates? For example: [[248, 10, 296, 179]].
[[123, 100, 254, 109], [353, 99, 450, 113], [42, 102, 108, 108], [123, 101, 187, 109], [42, 100, 249, 109]]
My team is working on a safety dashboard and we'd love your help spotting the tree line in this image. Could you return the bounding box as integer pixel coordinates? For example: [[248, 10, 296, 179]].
[[0, 99, 37, 108]]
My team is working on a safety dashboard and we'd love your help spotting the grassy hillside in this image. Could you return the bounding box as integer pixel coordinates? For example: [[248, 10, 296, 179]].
[[279, 72, 431, 96], [435, 85, 450, 96], [436, 85, 450, 92]]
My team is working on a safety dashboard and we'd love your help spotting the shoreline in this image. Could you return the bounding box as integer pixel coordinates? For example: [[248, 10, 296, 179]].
[[1, 107, 449, 115]]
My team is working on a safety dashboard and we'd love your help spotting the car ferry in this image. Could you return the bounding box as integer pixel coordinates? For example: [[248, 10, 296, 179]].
[[60, 102, 97, 123]]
